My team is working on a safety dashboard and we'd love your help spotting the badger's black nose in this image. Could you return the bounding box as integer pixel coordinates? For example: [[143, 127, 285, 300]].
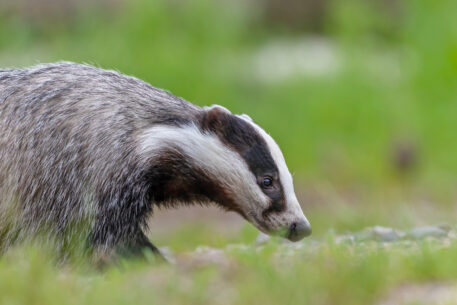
[[288, 221, 312, 242]]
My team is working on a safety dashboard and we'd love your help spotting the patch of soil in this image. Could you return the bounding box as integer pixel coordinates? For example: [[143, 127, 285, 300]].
[[377, 283, 457, 305], [148, 205, 245, 236]]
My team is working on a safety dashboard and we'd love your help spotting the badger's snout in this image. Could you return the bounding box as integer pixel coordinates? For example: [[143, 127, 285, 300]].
[[287, 221, 312, 241]]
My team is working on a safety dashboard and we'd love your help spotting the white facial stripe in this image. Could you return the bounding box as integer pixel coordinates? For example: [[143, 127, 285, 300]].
[[238, 115, 309, 227], [137, 124, 270, 222]]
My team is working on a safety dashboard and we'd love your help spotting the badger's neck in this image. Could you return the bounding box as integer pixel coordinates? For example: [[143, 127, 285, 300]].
[[136, 123, 261, 215]]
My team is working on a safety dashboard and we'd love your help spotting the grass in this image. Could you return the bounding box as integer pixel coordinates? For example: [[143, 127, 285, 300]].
[[1, 0, 457, 303], [2, 237, 457, 305]]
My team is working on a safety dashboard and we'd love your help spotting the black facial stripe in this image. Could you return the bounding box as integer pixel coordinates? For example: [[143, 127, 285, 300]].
[[243, 143, 277, 176], [200, 108, 286, 214], [262, 186, 286, 217]]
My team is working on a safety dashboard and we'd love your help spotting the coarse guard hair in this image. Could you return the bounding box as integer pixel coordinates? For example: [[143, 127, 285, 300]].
[[0, 62, 311, 259]]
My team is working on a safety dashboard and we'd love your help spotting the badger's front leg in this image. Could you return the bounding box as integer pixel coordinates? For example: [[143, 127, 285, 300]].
[[90, 222, 165, 262], [89, 194, 165, 262], [121, 230, 165, 260]]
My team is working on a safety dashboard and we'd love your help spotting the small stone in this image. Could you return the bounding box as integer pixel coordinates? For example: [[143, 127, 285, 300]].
[[354, 226, 403, 242], [255, 232, 271, 245], [408, 226, 448, 240], [372, 226, 403, 242], [158, 247, 176, 264]]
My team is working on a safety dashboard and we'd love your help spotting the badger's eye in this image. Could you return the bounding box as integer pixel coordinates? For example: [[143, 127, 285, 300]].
[[262, 177, 273, 188]]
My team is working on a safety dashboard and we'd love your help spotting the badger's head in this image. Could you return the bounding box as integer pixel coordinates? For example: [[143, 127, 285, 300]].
[[139, 105, 311, 241]]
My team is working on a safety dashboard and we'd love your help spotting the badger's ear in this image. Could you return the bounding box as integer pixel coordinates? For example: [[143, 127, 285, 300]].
[[201, 105, 254, 153], [201, 105, 232, 132], [203, 104, 232, 114], [238, 114, 253, 122]]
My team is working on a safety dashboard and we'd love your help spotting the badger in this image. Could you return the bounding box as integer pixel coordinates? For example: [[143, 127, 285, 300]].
[[0, 62, 311, 259]]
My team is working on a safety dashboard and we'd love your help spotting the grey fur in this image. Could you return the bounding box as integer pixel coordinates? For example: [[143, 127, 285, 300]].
[[0, 62, 309, 259], [0, 62, 203, 257]]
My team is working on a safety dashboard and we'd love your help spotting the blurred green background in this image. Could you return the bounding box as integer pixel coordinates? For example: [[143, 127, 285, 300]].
[[1, 1, 457, 304], [2, 0, 457, 237], [2, 0, 457, 238]]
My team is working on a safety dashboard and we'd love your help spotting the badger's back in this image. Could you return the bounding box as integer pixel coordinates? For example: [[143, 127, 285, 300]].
[[0, 63, 201, 249]]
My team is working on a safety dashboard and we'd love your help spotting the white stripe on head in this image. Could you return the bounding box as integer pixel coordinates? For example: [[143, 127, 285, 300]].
[[237, 115, 310, 228], [137, 124, 270, 224]]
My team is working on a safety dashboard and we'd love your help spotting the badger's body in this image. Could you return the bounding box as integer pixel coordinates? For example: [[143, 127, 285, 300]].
[[0, 62, 310, 258]]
